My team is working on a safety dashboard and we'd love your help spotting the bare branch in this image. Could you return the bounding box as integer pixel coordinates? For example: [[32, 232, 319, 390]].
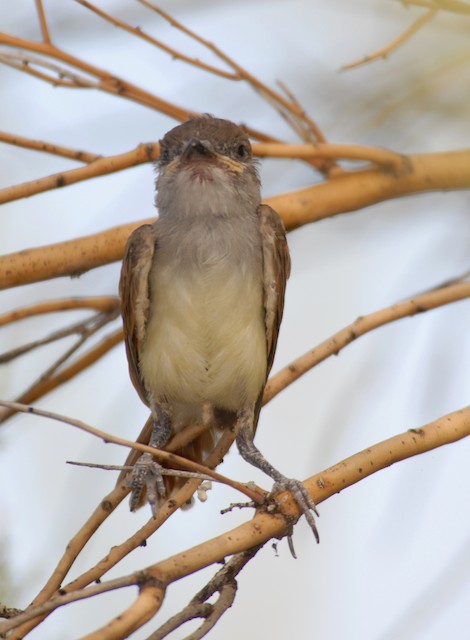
[[0, 50, 98, 87], [67, 460, 215, 483], [343, 7, 438, 70], [0, 400, 264, 504], [8, 430, 237, 639], [0, 574, 149, 633], [137, 0, 328, 148], [0, 142, 160, 206], [75, 0, 238, 80], [1, 147, 467, 293], [0, 140, 409, 209], [4, 403, 469, 638], [264, 281, 470, 402], [399, 0, 470, 15], [0, 32, 191, 121], [35, 0, 52, 44], [0, 329, 124, 423], [147, 546, 262, 640], [0, 131, 100, 163], [61, 405, 470, 639], [0, 297, 120, 327], [0, 307, 118, 363]]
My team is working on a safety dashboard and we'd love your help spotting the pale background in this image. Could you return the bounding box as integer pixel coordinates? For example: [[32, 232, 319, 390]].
[[1, 1, 469, 639]]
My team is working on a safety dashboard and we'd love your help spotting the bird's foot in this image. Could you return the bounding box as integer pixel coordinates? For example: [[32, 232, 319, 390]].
[[271, 476, 320, 543], [128, 452, 166, 516]]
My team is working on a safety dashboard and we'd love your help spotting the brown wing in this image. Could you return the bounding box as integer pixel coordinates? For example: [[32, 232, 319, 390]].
[[119, 223, 157, 407], [252, 204, 290, 433], [259, 204, 291, 379]]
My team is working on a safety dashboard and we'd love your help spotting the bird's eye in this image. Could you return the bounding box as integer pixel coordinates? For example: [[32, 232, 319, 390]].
[[235, 143, 249, 159]]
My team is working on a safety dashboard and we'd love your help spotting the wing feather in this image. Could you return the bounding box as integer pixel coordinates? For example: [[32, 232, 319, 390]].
[[259, 204, 291, 380], [119, 224, 157, 406]]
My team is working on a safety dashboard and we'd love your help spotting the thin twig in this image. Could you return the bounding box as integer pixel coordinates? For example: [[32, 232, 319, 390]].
[[0, 400, 263, 503], [0, 131, 100, 163], [34, 0, 52, 44], [0, 575, 144, 634], [0, 139, 409, 208], [0, 50, 98, 87], [137, 0, 329, 149], [61, 406, 470, 640], [0, 308, 118, 363], [0, 297, 120, 327], [0, 329, 124, 423], [67, 459, 221, 483], [75, 0, 238, 80], [264, 281, 470, 403], [0, 31, 191, 121], [8, 430, 237, 639], [399, 0, 470, 15], [342, 7, 438, 70]]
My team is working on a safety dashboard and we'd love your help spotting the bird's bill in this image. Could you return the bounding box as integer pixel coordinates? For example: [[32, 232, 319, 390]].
[[164, 138, 245, 174]]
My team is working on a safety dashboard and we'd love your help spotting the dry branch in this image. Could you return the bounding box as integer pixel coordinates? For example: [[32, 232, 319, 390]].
[[0, 142, 160, 205], [343, 7, 438, 70], [0, 3, 469, 638], [2, 262, 468, 423], [0, 400, 261, 503], [0, 131, 99, 163], [264, 281, 470, 402], [399, 0, 470, 16], [0, 31, 191, 120], [8, 404, 463, 640], [3, 405, 468, 638], [1, 147, 468, 291], [6, 430, 237, 639], [0, 297, 119, 326]]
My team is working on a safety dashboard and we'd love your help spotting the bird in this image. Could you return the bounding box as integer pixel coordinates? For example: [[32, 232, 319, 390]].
[[119, 115, 318, 540]]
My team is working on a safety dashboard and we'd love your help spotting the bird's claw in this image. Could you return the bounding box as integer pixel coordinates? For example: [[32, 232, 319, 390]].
[[272, 477, 320, 543], [128, 452, 166, 516]]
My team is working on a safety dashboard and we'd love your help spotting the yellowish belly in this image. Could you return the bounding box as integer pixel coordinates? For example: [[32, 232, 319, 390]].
[[139, 259, 267, 411]]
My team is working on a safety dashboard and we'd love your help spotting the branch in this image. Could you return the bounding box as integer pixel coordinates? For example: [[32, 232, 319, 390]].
[[0, 400, 263, 504], [343, 7, 438, 70], [4, 403, 469, 638], [35, 0, 52, 44], [47, 405, 470, 640], [0, 142, 160, 205], [264, 281, 470, 402], [0, 140, 404, 207], [0, 575, 144, 633], [0, 297, 120, 327], [0, 130, 100, 163], [135, 0, 328, 147], [0, 32, 191, 121], [7, 430, 237, 639], [0, 306, 118, 363], [75, 0, 238, 80], [0, 329, 124, 423], [399, 0, 470, 15], [146, 546, 262, 640], [270, 148, 470, 230], [1, 147, 468, 291]]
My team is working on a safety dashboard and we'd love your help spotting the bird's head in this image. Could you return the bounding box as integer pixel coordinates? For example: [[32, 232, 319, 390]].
[[156, 115, 261, 218]]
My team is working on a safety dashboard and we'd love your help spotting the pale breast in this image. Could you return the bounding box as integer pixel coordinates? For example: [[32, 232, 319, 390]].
[[139, 224, 267, 411]]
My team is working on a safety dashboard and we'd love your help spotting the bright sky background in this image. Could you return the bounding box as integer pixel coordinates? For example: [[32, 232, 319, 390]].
[[1, 2, 469, 639]]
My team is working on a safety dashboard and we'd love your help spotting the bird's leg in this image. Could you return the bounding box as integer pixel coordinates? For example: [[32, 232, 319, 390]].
[[235, 406, 320, 543], [129, 399, 172, 515]]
